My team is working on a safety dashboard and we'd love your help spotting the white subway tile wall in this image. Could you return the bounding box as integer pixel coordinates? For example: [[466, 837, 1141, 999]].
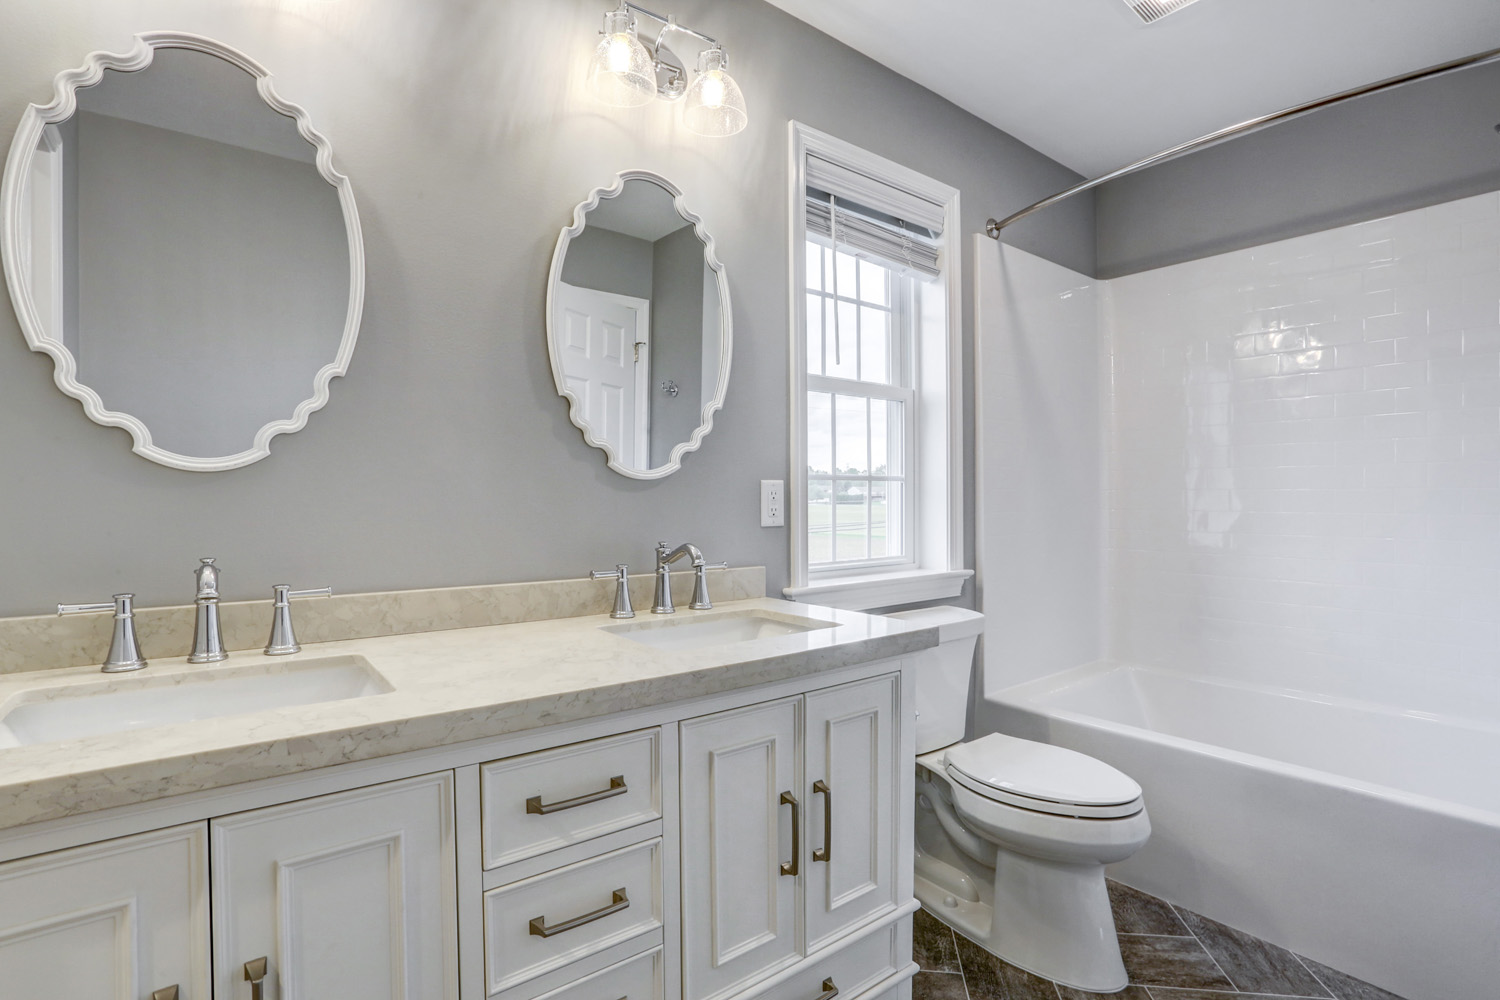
[[1107, 191, 1500, 717]]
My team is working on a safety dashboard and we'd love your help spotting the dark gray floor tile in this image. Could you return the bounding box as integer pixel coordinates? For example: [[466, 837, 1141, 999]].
[[1107, 881, 1190, 936], [915, 908, 963, 973], [955, 934, 1060, 1000], [1173, 908, 1331, 997], [913, 972, 970, 1000], [1118, 935, 1235, 991], [1058, 984, 1152, 999], [1147, 990, 1328, 999], [1297, 957, 1409, 1000]]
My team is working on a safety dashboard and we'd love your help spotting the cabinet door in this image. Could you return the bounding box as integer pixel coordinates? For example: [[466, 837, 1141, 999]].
[[0, 823, 209, 1000], [210, 772, 457, 1000], [679, 697, 801, 1000], [803, 674, 898, 951]]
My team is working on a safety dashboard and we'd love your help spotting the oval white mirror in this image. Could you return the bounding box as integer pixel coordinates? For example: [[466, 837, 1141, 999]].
[[547, 171, 731, 479], [0, 31, 364, 471]]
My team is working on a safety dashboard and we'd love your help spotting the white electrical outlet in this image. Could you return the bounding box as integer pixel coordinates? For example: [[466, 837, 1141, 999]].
[[760, 479, 784, 527]]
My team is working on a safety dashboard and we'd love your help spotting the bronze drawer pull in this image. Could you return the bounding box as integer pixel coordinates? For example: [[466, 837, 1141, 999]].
[[816, 978, 839, 1000], [527, 775, 627, 815], [780, 790, 801, 876], [243, 957, 268, 1000], [529, 888, 630, 937], [813, 780, 832, 863], [151, 987, 180, 1000]]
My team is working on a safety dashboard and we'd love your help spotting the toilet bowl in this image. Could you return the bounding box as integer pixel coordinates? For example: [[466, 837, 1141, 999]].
[[887, 607, 1150, 994]]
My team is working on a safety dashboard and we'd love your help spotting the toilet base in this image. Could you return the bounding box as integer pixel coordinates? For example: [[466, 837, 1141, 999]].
[[915, 833, 1130, 993]]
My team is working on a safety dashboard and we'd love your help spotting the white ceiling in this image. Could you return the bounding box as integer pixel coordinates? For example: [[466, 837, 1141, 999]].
[[762, 0, 1500, 177]]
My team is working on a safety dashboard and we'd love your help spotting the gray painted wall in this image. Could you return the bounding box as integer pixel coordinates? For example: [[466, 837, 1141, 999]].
[[648, 226, 705, 468], [73, 111, 347, 458], [558, 226, 653, 301], [0, 0, 1090, 617], [1096, 59, 1500, 277]]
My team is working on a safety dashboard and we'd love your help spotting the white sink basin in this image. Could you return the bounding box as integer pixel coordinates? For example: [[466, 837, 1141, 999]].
[[604, 611, 836, 651], [0, 655, 392, 748]]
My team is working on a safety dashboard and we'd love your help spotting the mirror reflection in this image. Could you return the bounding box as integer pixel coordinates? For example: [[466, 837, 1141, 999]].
[[548, 173, 730, 479], [5, 38, 358, 469]]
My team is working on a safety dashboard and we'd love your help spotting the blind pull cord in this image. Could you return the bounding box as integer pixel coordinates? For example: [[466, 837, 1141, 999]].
[[829, 192, 842, 367]]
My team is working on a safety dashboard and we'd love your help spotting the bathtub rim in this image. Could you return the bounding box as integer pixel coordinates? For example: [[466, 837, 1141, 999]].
[[986, 658, 1500, 830]]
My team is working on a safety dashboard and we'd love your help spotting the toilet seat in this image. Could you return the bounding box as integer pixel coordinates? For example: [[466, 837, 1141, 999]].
[[944, 734, 1143, 819]]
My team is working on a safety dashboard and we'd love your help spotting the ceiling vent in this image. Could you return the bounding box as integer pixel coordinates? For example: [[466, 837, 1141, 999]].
[[1121, 0, 1203, 24]]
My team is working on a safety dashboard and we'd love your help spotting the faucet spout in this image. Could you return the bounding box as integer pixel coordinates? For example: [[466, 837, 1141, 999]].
[[653, 542, 710, 614], [189, 557, 227, 664]]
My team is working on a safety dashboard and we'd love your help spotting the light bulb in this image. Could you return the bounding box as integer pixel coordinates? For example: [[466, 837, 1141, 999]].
[[683, 46, 747, 137], [587, 8, 656, 108], [698, 73, 725, 109], [606, 34, 635, 74]]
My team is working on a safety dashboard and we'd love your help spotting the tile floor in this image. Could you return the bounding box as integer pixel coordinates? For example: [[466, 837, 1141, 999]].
[[911, 880, 1407, 1000]]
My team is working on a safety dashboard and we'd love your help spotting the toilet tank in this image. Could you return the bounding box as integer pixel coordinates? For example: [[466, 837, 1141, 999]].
[[885, 606, 985, 753]]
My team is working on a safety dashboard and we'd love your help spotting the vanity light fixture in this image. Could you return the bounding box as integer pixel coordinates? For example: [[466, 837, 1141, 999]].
[[585, 3, 748, 137]]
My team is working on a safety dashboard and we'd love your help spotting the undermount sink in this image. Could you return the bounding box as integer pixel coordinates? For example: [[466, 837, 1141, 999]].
[[604, 610, 837, 651], [0, 655, 392, 748]]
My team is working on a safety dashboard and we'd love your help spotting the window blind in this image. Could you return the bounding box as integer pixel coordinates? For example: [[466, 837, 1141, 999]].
[[805, 154, 945, 280]]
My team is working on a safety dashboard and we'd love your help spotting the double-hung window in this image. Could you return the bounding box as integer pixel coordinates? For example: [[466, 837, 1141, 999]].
[[787, 123, 970, 610]]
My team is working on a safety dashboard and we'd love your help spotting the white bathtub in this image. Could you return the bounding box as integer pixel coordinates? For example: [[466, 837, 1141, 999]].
[[986, 661, 1500, 1000]]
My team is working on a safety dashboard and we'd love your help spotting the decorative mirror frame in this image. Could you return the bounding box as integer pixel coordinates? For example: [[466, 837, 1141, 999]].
[[0, 31, 366, 472], [546, 170, 733, 480]]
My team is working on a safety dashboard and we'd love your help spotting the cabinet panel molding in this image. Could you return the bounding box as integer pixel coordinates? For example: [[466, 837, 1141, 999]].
[[0, 823, 209, 1000]]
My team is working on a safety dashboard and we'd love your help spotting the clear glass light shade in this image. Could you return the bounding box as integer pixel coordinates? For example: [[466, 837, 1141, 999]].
[[587, 10, 656, 108], [683, 47, 747, 137]]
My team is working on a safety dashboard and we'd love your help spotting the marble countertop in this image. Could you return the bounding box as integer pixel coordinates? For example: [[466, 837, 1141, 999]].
[[0, 599, 936, 831]]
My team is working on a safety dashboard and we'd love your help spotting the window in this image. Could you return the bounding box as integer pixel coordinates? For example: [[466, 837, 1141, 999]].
[[786, 123, 971, 610], [805, 245, 914, 570]]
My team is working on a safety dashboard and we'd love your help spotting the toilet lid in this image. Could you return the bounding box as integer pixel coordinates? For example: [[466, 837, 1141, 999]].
[[945, 733, 1142, 810]]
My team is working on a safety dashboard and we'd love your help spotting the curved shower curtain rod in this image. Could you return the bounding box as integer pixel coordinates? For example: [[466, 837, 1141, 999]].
[[985, 45, 1500, 238]]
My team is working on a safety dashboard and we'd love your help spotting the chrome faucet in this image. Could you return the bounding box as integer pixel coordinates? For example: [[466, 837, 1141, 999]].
[[652, 542, 724, 614], [58, 593, 147, 672], [265, 584, 333, 655], [591, 564, 636, 619], [189, 558, 227, 663]]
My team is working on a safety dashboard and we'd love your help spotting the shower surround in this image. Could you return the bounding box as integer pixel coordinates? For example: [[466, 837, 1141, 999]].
[[974, 189, 1500, 1000]]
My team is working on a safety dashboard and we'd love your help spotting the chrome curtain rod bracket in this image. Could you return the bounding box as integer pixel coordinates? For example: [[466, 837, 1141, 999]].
[[985, 45, 1500, 239]]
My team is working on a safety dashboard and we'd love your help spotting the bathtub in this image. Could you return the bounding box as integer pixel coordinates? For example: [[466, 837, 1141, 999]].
[[984, 661, 1500, 1000]]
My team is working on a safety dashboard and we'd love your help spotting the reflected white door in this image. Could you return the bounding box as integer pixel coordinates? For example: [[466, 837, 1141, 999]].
[[556, 282, 650, 468]]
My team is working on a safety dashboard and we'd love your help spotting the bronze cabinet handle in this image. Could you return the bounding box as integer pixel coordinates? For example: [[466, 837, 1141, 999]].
[[243, 957, 268, 1000], [813, 779, 832, 863], [529, 888, 630, 938], [816, 978, 840, 1000], [780, 790, 801, 876], [527, 776, 627, 815], [151, 987, 180, 1000]]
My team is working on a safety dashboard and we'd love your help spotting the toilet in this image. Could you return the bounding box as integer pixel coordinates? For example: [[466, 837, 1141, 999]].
[[887, 607, 1149, 994]]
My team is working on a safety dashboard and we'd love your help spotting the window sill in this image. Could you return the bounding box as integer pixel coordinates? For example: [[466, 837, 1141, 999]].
[[782, 568, 973, 612]]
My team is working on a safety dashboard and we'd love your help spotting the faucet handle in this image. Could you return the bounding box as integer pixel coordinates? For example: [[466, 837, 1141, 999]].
[[59, 594, 147, 672], [591, 565, 636, 619], [690, 561, 729, 611], [264, 585, 333, 656]]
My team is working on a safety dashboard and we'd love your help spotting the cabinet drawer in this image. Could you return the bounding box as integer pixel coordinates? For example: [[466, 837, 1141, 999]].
[[485, 838, 663, 995], [526, 946, 663, 1000], [482, 729, 661, 869], [758, 923, 899, 1000]]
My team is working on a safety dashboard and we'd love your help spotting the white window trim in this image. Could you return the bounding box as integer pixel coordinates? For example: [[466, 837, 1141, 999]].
[[785, 122, 971, 611]]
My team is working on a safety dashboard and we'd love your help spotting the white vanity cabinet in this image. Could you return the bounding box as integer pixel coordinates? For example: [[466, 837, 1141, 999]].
[[0, 648, 917, 1000], [0, 774, 456, 1000], [0, 823, 210, 1000], [210, 772, 458, 1000], [679, 673, 903, 1000]]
